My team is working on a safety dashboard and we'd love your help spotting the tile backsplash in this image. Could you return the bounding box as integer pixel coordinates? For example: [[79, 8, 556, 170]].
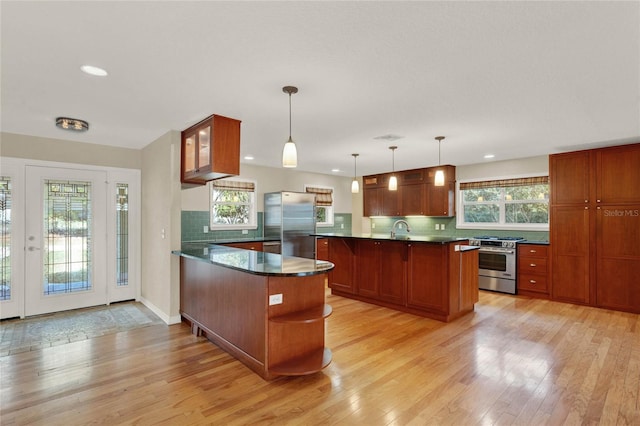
[[181, 210, 352, 242], [369, 216, 549, 241]]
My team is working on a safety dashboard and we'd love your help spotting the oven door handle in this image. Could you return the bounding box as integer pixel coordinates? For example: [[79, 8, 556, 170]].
[[478, 249, 515, 255]]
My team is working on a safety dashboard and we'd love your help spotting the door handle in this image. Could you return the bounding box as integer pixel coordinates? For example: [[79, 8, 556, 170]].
[[28, 246, 41, 251]]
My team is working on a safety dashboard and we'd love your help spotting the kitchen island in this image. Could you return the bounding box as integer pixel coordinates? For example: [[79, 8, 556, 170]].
[[173, 243, 334, 380], [315, 233, 479, 322]]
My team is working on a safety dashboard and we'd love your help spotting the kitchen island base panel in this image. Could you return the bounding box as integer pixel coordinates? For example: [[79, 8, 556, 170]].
[[179, 256, 332, 380]]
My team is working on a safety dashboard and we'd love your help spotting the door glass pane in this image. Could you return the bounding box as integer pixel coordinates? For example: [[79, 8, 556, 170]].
[[0, 177, 11, 301], [43, 180, 92, 295], [116, 183, 128, 286], [198, 126, 211, 169]]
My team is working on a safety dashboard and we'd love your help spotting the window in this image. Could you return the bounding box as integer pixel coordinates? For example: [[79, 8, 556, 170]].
[[457, 176, 549, 230], [210, 179, 257, 229], [304, 185, 334, 227]]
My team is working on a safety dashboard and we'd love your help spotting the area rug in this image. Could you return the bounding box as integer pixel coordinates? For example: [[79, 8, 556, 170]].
[[0, 302, 164, 356]]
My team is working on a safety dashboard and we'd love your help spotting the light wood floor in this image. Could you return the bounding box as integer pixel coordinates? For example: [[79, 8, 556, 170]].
[[2, 290, 639, 425]]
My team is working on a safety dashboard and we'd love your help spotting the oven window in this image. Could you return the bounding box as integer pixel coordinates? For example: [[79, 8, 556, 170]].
[[479, 252, 507, 272]]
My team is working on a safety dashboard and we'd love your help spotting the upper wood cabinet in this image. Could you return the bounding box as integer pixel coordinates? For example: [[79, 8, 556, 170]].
[[596, 145, 640, 204], [362, 165, 455, 217], [550, 150, 591, 205], [181, 114, 241, 186]]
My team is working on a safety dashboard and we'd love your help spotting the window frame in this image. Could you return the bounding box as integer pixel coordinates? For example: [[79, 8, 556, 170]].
[[303, 184, 334, 227], [456, 174, 549, 231], [209, 178, 258, 230]]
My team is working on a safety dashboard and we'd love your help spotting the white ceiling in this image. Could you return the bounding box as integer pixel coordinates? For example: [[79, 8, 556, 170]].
[[2, 1, 639, 177]]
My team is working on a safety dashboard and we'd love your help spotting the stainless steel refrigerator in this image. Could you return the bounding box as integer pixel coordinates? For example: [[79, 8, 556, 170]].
[[264, 191, 317, 259]]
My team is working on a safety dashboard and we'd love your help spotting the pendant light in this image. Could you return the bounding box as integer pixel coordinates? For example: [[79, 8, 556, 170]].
[[434, 136, 445, 186], [351, 153, 360, 193], [388, 146, 398, 191], [282, 86, 298, 168]]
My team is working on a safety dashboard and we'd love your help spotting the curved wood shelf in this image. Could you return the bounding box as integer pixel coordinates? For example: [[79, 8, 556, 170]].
[[270, 304, 332, 324], [269, 347, 332, 376]]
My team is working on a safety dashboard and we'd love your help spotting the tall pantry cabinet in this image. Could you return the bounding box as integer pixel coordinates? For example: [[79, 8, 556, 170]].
[[550, 143, 640, 313]]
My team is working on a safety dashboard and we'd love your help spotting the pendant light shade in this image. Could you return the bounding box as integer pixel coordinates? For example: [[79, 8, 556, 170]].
[[434, 136, 445, 186], [388, 146, 398, 191], [351, 153, 360, 193], [282, 86, 298, 168], [282, 137, 297, 168]]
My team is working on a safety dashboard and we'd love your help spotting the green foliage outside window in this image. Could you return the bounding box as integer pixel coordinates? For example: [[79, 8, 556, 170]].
[[316, 207, 327, 223], [211, 189, 253, 225], [462, 184, 549, 225]]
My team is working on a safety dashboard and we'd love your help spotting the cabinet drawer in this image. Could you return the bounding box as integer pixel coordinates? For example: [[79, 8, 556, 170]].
[[518, 273, 549, 293], [520, 245, 548, 257], [518, 257, 547, 274]]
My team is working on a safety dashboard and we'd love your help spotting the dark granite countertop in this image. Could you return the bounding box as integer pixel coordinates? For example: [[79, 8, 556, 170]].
[[313, 232, 469, 244], [173, 242, 334, 277], [181, 237, 279, 244]]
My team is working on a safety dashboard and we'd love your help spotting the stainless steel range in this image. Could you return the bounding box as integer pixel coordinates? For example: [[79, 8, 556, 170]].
[[468, 236, 525, 294]]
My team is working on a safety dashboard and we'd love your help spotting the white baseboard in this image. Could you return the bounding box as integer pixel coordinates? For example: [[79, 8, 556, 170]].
[[139, 297, 182, 325]]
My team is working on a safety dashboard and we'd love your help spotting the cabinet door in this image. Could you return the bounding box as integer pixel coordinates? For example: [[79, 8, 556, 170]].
[[379, 241, 406, 305], [400, 183, 425, 216], [363, 187, 382, 217], [381, 186, 400, 216], [356, 240, 380, 297], [183, 132, 197, 176], [407, 244, 448, 313], [596, 144, 640, 204], [425, 182, 455, 217], [596, 204, 640, 313], [316, 238, 329, 261], [328, 238, 355, 293], [551, 205, 590, 304], [550, 151, 591, 205]]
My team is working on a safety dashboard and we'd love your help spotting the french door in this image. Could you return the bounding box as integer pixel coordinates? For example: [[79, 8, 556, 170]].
[[24, 166, 108, 316], [0, 159, 140, 319]]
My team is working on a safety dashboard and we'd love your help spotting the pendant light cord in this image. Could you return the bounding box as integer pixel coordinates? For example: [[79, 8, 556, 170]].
[[288, 92, 292, 140]]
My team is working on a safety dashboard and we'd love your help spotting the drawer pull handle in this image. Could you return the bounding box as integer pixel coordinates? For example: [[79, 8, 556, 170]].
[[530, 263, 537, 267], [530, 250, 536, 253], [530, 280, 537, 284]]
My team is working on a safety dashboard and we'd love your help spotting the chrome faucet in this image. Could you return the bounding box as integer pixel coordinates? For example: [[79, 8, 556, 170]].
[[390, 219, 411, 238]]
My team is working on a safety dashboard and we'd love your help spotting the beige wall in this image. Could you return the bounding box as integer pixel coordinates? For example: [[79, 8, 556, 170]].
[[181, 163, 354, 212], [1, 132, 142, 169], [141, 130, 182, 324], [456, 155, 549, 181]]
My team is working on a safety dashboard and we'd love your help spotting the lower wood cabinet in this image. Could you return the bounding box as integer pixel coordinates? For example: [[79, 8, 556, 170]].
[[221, 241, 264, 251], [595, 203, 640, 313], [327, 237, 478, 322], [327, 238, 356, 294], [407, 243, 448, 314], [355, 240, 406, 305], [316, 237, 329, 261], [551, 205, 591, 304], [518, 244, 549, 297]]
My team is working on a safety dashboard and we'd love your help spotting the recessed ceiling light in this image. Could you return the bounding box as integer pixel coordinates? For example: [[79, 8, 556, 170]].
[[244, 156, 254, 160], [331, 168, 340, 173], [56, 117, 89, 132], [484, 154, 495, 159], [80, 65, 108, 77]]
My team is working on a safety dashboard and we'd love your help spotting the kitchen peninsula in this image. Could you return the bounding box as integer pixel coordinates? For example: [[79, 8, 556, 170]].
[[317, 233, 479, 322], [173, 243, 334, 380]]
